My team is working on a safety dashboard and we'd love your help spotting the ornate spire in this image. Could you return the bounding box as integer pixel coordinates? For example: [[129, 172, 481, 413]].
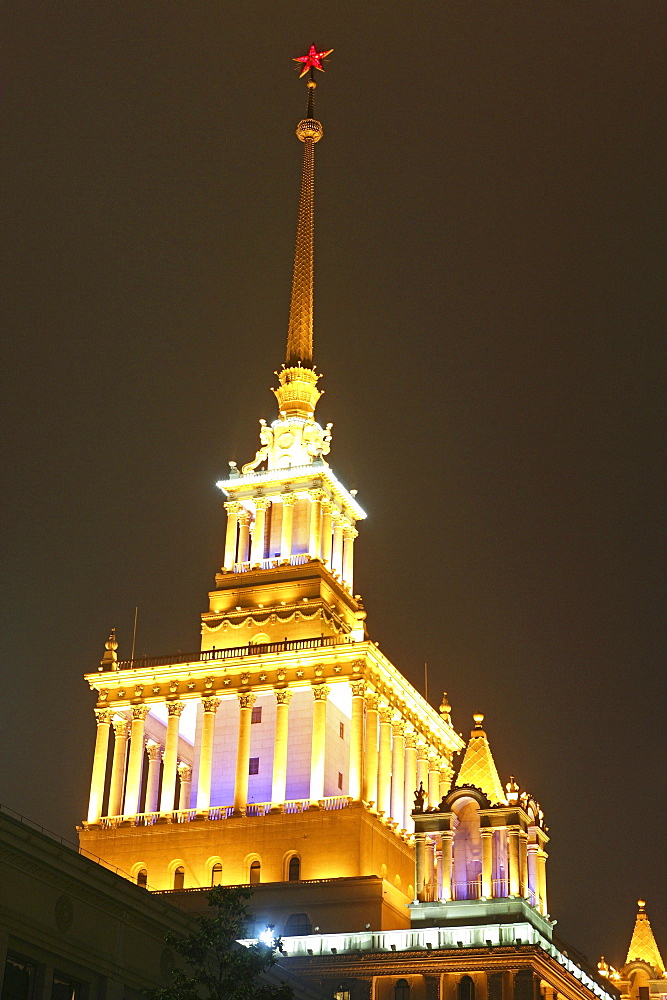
[[455, 713, 506, 805], [625, 900, 665, 975], [285, 46, 332, 369]]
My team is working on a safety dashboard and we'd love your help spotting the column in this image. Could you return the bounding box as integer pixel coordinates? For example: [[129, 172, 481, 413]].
[[519, 830, 529, 898], [196, 697, 220, 811], [320, 500, 333, 566], [441, 829, 453, 901], [403, 729, 418, 833], [508, 827, 520, 896], [271, 688, 292, 810], [377, 706, 393, 817], [425, 839, 436, 901], [160, 701, 185, 812], [363, 692, 379, 808], [280, 494, 295, 561], [250, 498, 270, 565], [236, 509, 251, 565], [342, 526, 357, 591], [223, 501, 241, 570], [536, 847, 548, 915], [177, 763, 193, 809], [233, 692, 256, 815], [527, 842, 538, 906], [124, 705, 150, 816], [349, 681, 366, 801], [481, 828, 493, 898], [427, 751, 440, 809], [144, 741, 162, 814], [390, 720, 406, 828], [439, 758, 454, 799], [435, 842, 443, 900], [331, 515, 344, 577], [108, 720, 129, 817], [415, 832, 426, 901], [416, 742, 429, 800], [309, 685, 330, 804], [308, 491, 322, 558], [87, 709, 112, 822]]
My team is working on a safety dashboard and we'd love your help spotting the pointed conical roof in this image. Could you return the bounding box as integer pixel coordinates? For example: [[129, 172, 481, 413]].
[[626, 900, 665, 975], [455, 714, 506, 805]]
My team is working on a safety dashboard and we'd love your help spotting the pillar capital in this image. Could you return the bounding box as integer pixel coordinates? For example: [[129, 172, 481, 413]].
[[320, 497, 333, 512], [202, 697, 220, 714], [404, 728, 417, 749], [224, 501, 242, 515], [309, 488, 327, 503], [94, 709, 113, 725], [237, 508, 252, 525], [177, 762, 192, 782], [112, 719, 130, 738], [378, 704, 393, 725], [416, 740, 429, 760], [343, 525, 358, 539], [480, 827, 494, 839], [350, 680, 366, 698], [311, 683, 330, 701], [238, 691, 257, 710], [146, 740, 162, 761], [253, 496, 271, 511], [392, 719, 406, 738], [365, 691, 380, 711], [441, 829, 454, 843], [280, 492, 297, 507], [166, 700, 186, 717], [274, 688, 293, 705], [131, 704, 150, 721]]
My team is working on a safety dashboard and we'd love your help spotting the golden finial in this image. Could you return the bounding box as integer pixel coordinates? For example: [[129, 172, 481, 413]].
[[473, 712, 485, 728]]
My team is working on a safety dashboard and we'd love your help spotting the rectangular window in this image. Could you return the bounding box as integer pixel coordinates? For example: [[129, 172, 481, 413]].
[[339, 721, 345, 739], [2, 957, 37, 1000], [51, 978, 79, 1000], [251, 706, 262, 724], [338, 772, 343, 790], [249, 757, 259, 775]]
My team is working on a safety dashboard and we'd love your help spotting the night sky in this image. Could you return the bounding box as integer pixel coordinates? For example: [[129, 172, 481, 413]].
[[2, 4, 665, 970]]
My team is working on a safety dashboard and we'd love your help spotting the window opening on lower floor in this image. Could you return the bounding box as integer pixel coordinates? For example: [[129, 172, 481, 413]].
[[251, 706, 262, 724], [2, 956, 37, 1000], [249, 757, 260, 775], [173, 866, 185, 890], [333, 986, 350, 1000], [458, 976, 475, 1000], [249, 860, 261, 884], [211, 862, 223, 886], [288, 855, 300, 881], [51, 977, 80, 1000], [136, 868, 147, 887], [395, 979, 410, 1000]]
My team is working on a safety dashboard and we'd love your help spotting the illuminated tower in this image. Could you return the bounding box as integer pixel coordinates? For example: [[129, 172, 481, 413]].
[[79, 48, 463, 934], [599, 901, 666, 1000]]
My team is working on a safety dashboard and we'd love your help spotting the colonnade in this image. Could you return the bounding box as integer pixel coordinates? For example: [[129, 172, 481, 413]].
[[223, 493, 357, 591], [414, 825, 548, 916], [87, 683, 452, 835]]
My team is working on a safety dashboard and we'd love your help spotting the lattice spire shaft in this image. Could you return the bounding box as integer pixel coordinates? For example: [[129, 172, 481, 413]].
[[286, 79, 323, 368]]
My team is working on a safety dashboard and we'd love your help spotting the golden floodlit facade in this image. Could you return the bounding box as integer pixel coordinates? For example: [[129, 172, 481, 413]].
[[76, 50, 652, 1000]]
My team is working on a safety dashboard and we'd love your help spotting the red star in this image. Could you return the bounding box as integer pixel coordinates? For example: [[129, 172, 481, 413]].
[[293, 45, 334, 79]]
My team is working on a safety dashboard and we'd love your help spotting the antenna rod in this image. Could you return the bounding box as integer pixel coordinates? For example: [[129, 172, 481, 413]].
[[130, 606, 138, 662]]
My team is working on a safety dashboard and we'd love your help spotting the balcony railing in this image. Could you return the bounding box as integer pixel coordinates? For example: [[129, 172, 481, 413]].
[[232, 553, 310, 574], [112, 634, 340, 672], [96, 796, 351, 827], [451, 880, 482, 901]]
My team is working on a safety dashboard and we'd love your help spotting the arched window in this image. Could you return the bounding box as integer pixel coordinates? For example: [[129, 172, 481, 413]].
[[136, 868, 148, 888], [288, 856, 300, 882], [173, 866, 185, 890], [458, 976, 475, 1000], [285, 913, 312, 936], [249, 860, 261, 884], [395, 980, 410, 1000], [211, 863, 223, 886]]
